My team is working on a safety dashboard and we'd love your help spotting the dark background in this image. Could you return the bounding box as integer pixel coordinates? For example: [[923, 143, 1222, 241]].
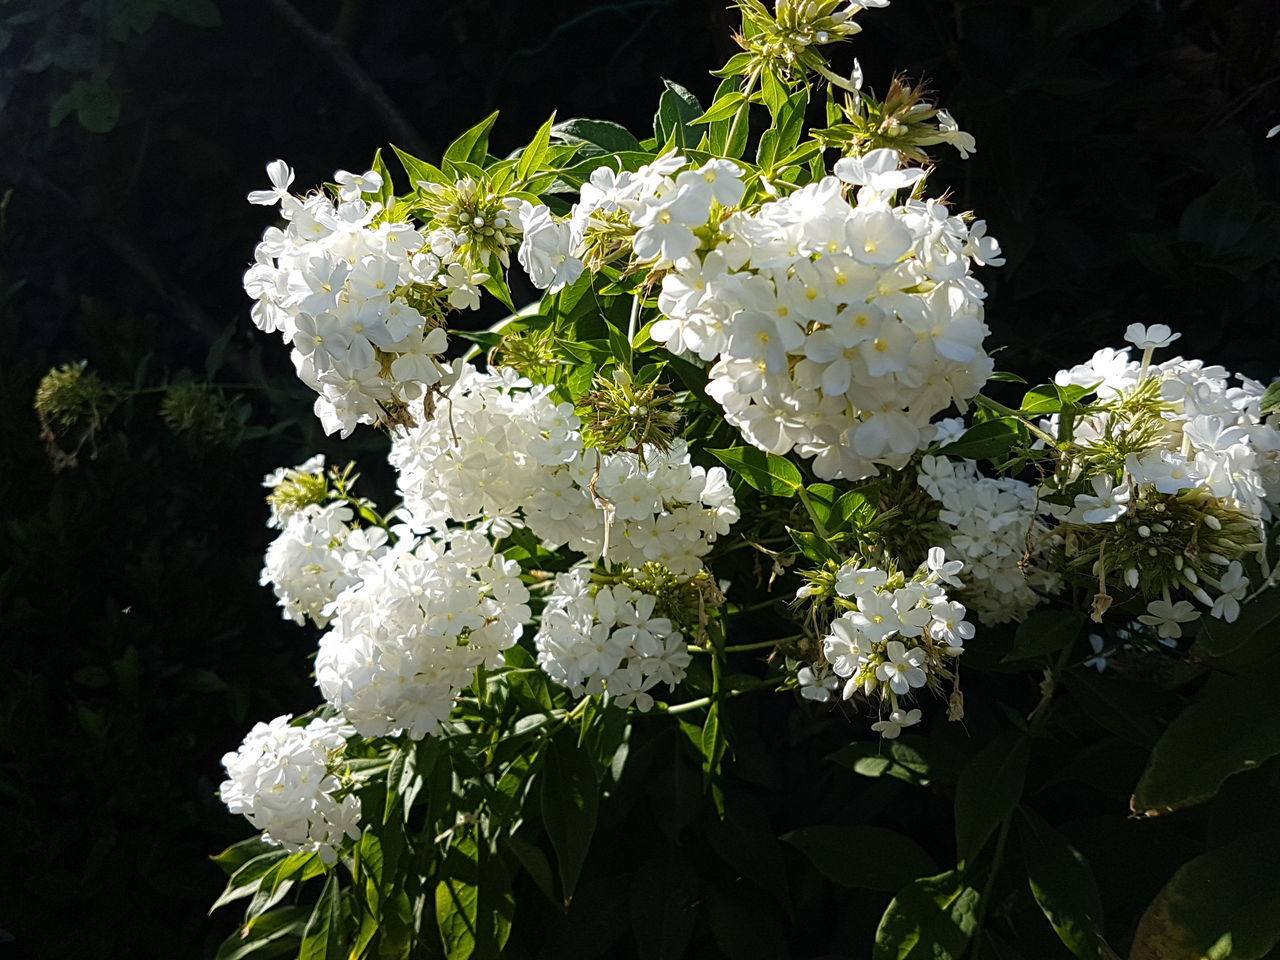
[[0, 0, 1276, 957]]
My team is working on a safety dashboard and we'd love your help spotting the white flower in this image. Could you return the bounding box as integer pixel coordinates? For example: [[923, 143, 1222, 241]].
[[924, 547, 964, 587], [1123, 323, 1180, 350], [247, 159, 295, 206], [1137, 598, 1201, 639], [1083, 634, 1109, 672], [871, 708, 921, 739], [1071, 475, 1130, 524], [934, 109, 976, 159], [876, 640, 927, 694], [797, 666, 840, 702], [334, 168, 384, 201], [219, 715, 360, 863]]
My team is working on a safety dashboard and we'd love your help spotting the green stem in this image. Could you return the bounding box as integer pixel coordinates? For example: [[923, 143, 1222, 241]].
[[972, 394, 1062, 449], [659, 676, 784, 715], [687, 637, 798, 654]]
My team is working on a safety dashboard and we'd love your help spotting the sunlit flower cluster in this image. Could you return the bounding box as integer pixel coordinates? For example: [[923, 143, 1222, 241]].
[[260, 502, 389, 627], [315, 530, 530, 739], [1045, 325, 1276, 629], [219, 715, 361, 863], [391, 365, 739, 575], [806, 548, 971, 736], [243, 161, 517, 436], [534, 567, 691, 711], [596, 148, 1003, 480]]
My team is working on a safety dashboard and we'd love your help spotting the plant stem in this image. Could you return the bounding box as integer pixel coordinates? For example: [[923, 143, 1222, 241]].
[[972, 394, 1062, 449], [659, 676, 784, 715]]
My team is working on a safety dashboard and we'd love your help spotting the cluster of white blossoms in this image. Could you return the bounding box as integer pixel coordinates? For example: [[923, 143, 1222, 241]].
[[315, 530, 531, 739], [390, 365, 739, 575], [1054, 324, 1280, 523], [534, 567, 691, 711], [917, 453, 1056, 623], [219, 715, 361, 863], [806, 548, 972, 736], [1045, 324, 1278, 632], [243, 161, 515, 437], [510, 150, 1001, 481], [261, 502, 389, 627]]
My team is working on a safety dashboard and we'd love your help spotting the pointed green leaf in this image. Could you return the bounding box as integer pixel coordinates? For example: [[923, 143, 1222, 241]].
[[540, 733, 599, 900], [707, 446, 803, 497], [874, 870, 980, 960], [783, 825, 937, 892], [1017, 809, 1105, 960], [954, 730, 1028, 863]]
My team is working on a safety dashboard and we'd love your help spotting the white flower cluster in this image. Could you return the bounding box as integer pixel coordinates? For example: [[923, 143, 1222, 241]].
[[534, 567, 691, 711], [917, 453, 1055, 623], [219, 714, 360, 863], [315, 530, 531, 739], [561, 148, 1001, 481], [261, 502, 389, 627], [390, 365, 739, 575], [1046, 325, 1279, 631], [1054, 324, 1280, 523], [812, 548, 972, 737], [243, 160, 491, 437]]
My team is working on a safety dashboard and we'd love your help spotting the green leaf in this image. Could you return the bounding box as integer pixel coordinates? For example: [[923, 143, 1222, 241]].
[[1260, 381, 1280, 418], [72, 81, 120, 133], [1050, 0, 1139, 38], [1131, 659, 1280, 817], [783, 825, 937, 892], [787, 527, 840, 565], [1002, 611, 1083, 663], [707, 446, 803, 497], [630, 853, 700, 960], [936, 418, 1024, 461], [1020, 382, 1092, 414], [552, 118, 644, 154], [214, 906, 308, 960], [369, 147, 396, 208], [540, 733, 599, 900], [1017, 809, 1105, 960], [954, 730, 1029, 864], [1196, 585, 1280, 659], [874, 870, 980, 960], [444, 110, 499, 168], [653, 80, 703, 148], [835, 488, 876, 527], [434, 839, 514, 960], [210, 850, 289, 912], [515, 113, 556, 185], [692, 91, 748, 124], [163, 0, 221, 28], [828, 736, 943, 787], [1130, 830, 1280, 960], [1179, 173, 1258, 251], [392, 145, 447, 188], [298, 872, 342, 960]]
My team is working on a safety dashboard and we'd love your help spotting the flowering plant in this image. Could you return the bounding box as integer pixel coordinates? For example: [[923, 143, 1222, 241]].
[[204, 3, 1280, 958]]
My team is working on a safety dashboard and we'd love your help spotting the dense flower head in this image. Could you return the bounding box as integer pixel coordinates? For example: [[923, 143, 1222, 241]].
[[391, 363, 739, 575], [916, 453, 1057, 623], [1044, 330, 1277, 625], [534, 566, 692, 711], [809, 547, 971, 736], [243, 161, 531, 437], [315, 530, 530, 739], [260, 501, 388, 627], [557, 148, 1001, 481], [219, 714, 361, 863]]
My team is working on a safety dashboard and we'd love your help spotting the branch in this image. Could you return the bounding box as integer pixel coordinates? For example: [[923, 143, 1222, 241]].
[[26, 170, 245, 375], [263, 0, 432, 159]]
